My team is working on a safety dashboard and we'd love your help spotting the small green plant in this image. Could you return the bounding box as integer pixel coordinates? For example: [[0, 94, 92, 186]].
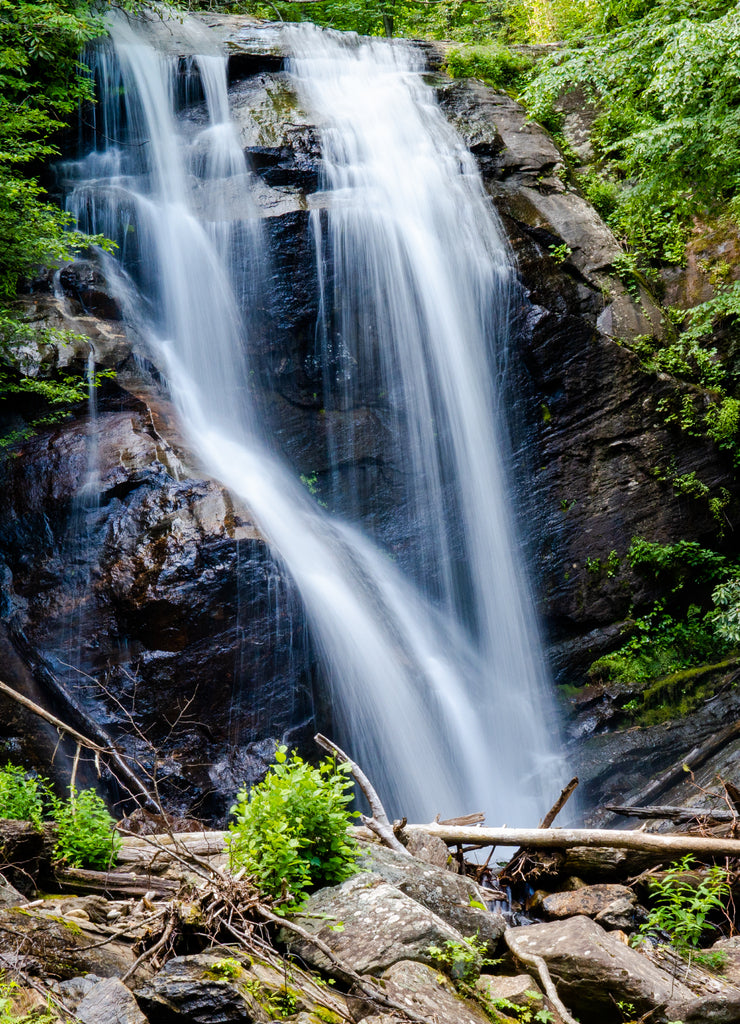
[[586, 556, 601, 574], [491, 996, 552, 1023], [427, 935, 498, 986], [51, 787, 121, 870], [694, 949, 728, 972], [0, 979, 56, 1024], [227, 746, 360, 910], [444, 44, 533, 90], [548, 242, 572, 264], [207, 957, 243, 980], [0, 764, 48, 827], [637, 855, 730, 950]]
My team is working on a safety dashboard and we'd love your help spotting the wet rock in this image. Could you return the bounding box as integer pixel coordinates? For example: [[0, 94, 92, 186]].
[[77, 978, 148, 1024], [283, 873, 469, 976], [357, 841, 506, 954], [136, 948, 352, 1024], [542, 883, 635, 920], [58, 261, 122, 320], [506, 915, 693, 1023], [380, 960, 492, 1024]]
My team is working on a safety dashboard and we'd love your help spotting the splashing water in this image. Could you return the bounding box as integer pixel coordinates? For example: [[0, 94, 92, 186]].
[[61, 11, 564, 823]]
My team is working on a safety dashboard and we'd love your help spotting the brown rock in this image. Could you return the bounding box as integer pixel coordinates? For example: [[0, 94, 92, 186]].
[[542, 883, 635, 919]]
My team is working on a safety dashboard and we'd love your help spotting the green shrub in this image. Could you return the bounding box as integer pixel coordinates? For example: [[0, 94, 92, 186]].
[[51, 787, 121, 870], [637, 855, 730, 949], [227, 746, 360, 910], [444, 44, 533, 90], [0, 763, 48, 828]]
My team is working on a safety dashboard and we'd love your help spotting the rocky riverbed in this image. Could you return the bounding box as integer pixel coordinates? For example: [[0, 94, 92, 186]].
[[4, 821, 740, 1024]]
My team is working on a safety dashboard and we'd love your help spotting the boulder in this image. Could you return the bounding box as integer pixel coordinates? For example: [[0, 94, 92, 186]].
[[0, 906, 137, 979], [77, 978, 148, 1024], [357, 842, 506, 953], [506, 915, 693, 1023], [379, 960, 492, 1024], [282, 873, 470, 976], [136, 948, 352, 1024], [712, 935, 740, 988], [542, 883, 637, 929]]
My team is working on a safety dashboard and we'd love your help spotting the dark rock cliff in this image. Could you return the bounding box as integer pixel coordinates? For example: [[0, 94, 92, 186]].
[[1, 15, 737, 819]]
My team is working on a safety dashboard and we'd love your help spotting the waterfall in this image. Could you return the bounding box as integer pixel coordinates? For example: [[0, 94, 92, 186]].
[[61, 11, 563, 824]]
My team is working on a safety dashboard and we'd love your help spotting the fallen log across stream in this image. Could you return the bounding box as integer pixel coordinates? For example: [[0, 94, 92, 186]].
[[404, 823, 740, 857]]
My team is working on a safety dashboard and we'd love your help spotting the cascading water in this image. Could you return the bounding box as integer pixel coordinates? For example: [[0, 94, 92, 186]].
[[61, 10, 564, 823]]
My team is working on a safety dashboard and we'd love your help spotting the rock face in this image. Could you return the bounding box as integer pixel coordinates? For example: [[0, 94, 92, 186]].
[[2, 16, 738, 819]]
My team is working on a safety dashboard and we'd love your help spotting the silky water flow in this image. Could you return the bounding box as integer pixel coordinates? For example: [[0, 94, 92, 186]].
[[61, 10, 564, 824]]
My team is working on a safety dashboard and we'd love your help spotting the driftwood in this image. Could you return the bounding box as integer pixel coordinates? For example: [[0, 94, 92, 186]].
[[408, 823, 740, 858], [54, 865, 181, 898], [540, 776, 579, 829], [314, 733, 410, 856], [605, 804, 736, 822]]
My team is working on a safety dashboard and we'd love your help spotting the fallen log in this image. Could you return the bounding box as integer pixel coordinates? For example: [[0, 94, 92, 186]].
[[407, 824, 740, 858], [54, 865, 181, 899], [605, 804, 736, 822]]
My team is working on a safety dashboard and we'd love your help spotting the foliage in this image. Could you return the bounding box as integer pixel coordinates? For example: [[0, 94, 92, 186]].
[[626, 537, 732, 593], [712, 578, 740, 644], [588, 601, 728, 687], [426, 935, 498, 986], [523, 0, 740, 264], [637, 855, 730, 949], [0, 763, 48, 828], [444, 44, 532, 91], [490, 997, 552, 1024], [207, 957, 243, 980], [226, 746, 360, 910], [51, 787, 121, 870], [0, 979, 56, 1024]]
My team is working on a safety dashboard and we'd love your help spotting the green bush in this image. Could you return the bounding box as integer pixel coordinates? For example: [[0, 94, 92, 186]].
[[444, 44, 532, 90], [0, 764, 48, 828], [51, 787, 121, 870], [638, 855, 730, 949], [226, 746, 360, 910]]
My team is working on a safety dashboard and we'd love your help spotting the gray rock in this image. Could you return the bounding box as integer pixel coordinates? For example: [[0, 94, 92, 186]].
[[594, 896, 638, 932], [357, 842, 506, 953], [52, 976, 103, 1014], [136, 948, 352, 1024], [77, 978, 147, 1024], [283, 873, 470, 975], [380, 959, 491, 1024], [506, 915, 693, 1023], [403, 828, 451, 869]]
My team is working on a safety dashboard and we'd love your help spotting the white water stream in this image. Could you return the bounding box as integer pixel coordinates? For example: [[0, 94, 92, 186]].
[[61, 12, 563, 823]]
